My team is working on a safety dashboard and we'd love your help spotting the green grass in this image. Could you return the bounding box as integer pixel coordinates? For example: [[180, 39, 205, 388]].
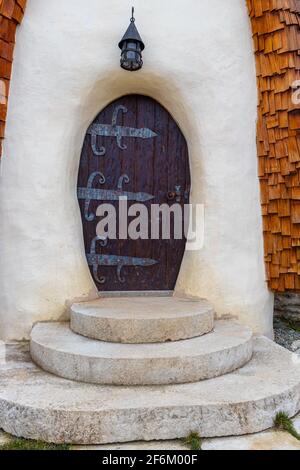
[[280, 317, 300, 333], [274, 412, 300, 441], [183, 432, 202, 451], [0, 435, 70, 451]]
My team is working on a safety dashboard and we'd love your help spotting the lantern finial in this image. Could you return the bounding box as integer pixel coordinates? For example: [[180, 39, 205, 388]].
[[118, 7, 145, 71]]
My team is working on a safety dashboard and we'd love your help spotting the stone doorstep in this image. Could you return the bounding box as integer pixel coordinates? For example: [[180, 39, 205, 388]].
[[70, 297, 214, 343], [0, 337, 300, 445], [30, 320, 253, 385]]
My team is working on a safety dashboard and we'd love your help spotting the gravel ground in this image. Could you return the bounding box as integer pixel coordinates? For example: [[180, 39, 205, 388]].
[[274, 316, 300, 352]]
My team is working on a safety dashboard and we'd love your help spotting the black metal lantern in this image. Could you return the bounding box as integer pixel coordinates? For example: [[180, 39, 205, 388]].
[[118, 7, 145, 71]]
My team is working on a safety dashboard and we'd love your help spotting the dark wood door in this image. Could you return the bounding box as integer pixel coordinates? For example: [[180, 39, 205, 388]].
[[77, 95, 190, 291]]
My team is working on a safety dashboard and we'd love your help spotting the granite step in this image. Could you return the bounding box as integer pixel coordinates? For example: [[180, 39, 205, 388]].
[[70, 297, 214, 343], [30, 320, 253, 386], [1, 337, 300, 444]]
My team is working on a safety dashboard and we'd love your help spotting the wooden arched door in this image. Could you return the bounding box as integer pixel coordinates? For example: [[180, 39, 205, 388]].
[[77, 95, 190, 291]]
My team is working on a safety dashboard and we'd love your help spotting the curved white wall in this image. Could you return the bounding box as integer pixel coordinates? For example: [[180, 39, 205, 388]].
[[0, 0, 274, 340]]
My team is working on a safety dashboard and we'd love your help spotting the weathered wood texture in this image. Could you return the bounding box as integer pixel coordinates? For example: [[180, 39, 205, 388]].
[[78, 95, 190, 291], [0, 0, 26, 155], [247, 0, 300, 292]]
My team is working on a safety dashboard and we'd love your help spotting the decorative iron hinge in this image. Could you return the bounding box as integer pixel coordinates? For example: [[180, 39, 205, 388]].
[[78, 172, 154, 221], [87, 105, 157, 155], [87, 236, 158, 284]]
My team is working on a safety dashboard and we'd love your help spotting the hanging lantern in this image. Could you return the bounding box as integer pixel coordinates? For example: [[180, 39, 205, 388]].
[[118, 7, 145, 72]]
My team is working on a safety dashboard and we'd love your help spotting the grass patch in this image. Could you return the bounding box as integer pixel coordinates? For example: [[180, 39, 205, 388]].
[[0, 435, 70, 451], [280, 317, 300, 333], [183, 432, 202, 450], [274, 412, 300, 441]]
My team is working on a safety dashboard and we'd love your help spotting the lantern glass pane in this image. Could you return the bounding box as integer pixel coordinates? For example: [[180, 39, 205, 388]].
[[120, 41, 143, 71]]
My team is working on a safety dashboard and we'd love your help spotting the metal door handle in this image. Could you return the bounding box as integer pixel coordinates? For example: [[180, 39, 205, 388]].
[[167, 186, 183, 203], [167, 191, 176, 201]]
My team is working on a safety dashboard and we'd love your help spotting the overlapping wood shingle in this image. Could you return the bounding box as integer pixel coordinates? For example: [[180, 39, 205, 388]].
[[0, 0, 26, 155], [247, 0, 300, 291]]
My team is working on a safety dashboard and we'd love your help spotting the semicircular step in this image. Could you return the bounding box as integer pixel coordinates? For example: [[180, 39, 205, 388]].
[[2, 337, 300, 443], [30, 320, 253, 386], [70, 297, 214, 343]]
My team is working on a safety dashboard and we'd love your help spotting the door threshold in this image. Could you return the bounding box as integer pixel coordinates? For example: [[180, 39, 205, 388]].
[[98, 291, 173, 298]]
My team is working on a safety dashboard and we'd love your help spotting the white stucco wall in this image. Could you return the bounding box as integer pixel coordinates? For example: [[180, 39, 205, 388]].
[[0, 0, 274, 340]]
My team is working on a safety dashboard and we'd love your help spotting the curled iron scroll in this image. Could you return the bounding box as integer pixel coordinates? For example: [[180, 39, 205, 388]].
[[117, 263, 126, 283], [113, 106, 128, 150], [85, 172, 106, 222], [91, 134, 106, 156], [118, 174, 130, 190], [90, 235, 108, 284]]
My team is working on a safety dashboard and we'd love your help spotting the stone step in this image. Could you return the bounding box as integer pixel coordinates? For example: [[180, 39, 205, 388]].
[[70, 297, 214, 343], [30, 320, 253, 385], [1, 337, 300, 444]]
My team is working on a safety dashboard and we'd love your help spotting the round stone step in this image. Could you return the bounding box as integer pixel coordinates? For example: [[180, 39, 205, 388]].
[[2, 337, 300, 444], [30, 320, 253, 386], [70, 297, 214, 343]]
